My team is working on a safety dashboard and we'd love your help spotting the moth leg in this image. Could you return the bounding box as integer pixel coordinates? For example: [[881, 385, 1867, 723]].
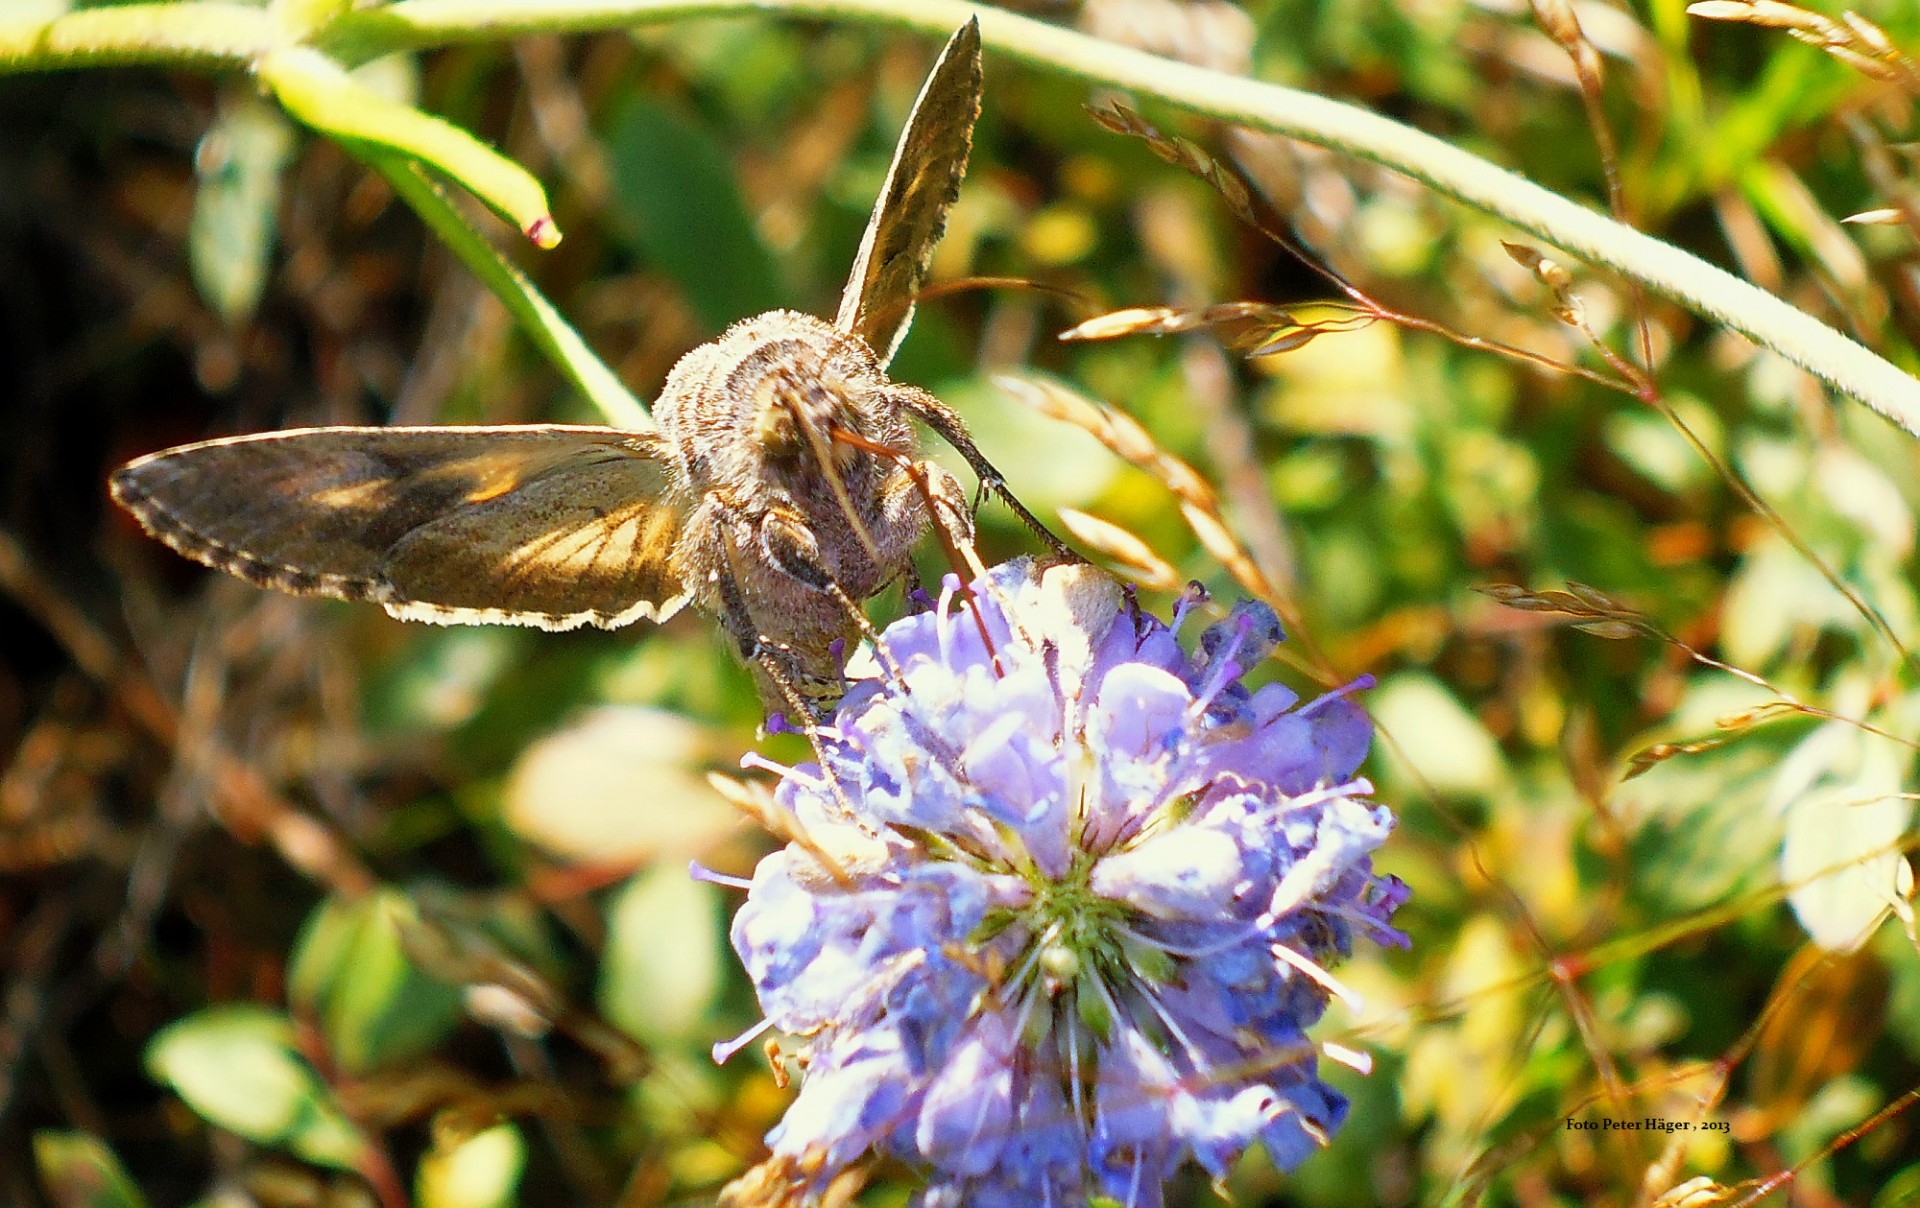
[[894, 387, 1079, 563], [709, 559, 770, 663], [713, 528, 859, 811], [736, 622, 858, 811], [711, 525, 816, 681], [754, 639, 825, 728]]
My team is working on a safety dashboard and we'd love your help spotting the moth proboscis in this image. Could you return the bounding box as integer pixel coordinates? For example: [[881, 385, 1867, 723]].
[[111, 19, 1068, 714]]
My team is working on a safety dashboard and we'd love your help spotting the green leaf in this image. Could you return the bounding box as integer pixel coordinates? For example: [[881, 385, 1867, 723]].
[[32, 1132, 147, 1208], [260, 46, 557, 247], [1872, 1162, 1920, 1208], [360, 149, 651, 430], [604, 95, 784, 334], [948, 375, 1120, 519], [1618, 676, 1790, 913], [144, 1006, 368, 1172], [1601, 398, 1721, 495], [1722, 532, 1862, 670], [288, 890, 463, 1075], [287, 894, 362, 1017], [145, 1007, 306, 1143], [189, 89, 293, 324], [1773, 700, 1916, 952]]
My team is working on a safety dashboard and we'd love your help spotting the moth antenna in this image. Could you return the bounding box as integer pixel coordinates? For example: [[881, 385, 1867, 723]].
[[905, 468, 996, 672], [781, 388, 885, 570], [862, 275, 1091, 337], [825, 423, 971, 568]]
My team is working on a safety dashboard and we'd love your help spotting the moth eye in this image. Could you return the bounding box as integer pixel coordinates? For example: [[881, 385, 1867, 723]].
[[753, 371, 833, 459], [754, 400, 802, 455]]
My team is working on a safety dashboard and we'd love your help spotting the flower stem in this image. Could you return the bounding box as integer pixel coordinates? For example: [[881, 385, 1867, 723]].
[[260, 45, 560, 247], [359, 147, 652, 431], [0, 2, 268, 72], [328, 0, 1920, 434]]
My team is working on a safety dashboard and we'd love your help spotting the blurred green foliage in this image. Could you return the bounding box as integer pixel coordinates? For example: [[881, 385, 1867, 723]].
[[5, 1, 1920, 1206]]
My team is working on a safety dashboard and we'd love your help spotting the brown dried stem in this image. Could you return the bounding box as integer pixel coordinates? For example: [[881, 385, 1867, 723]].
[[0, 530, 376, 898]]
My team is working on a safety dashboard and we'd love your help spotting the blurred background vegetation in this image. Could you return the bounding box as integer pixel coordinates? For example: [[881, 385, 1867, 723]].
[[4, 0, 1920, 1205]]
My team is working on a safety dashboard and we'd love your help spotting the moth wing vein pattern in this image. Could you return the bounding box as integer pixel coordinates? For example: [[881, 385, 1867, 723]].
[[834, 19, 983, 367], [110, 425, 694, 632]]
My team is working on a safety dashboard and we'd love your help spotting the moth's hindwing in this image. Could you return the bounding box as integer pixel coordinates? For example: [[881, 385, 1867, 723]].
[[110, 425, 693, 630], [834, 18, 984, 367]]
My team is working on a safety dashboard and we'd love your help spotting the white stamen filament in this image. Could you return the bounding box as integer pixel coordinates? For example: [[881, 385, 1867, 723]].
[[711, 1015, 775, 1065], [1002, 918, 1066, 1003], [935, 575, 960, 667], [1270, 941, 1364, 1011], [739, 750, 824, 788], [1322, 1041, 1372, 1075], [688, 860, 752, 891]]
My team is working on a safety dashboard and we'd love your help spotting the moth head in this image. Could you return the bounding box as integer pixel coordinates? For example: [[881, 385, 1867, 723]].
[[751, 356, 861, 474]]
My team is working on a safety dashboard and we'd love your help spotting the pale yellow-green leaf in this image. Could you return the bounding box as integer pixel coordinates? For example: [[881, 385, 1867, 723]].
[[144, 1006, 368, 1171], [1371, 672, 1508, 796], [600, 866, 725, 1046], [1353, 192, 1441, 279], [1400, 915, 1528, 1175], [1602, 395, 1723, 494], [1722, 532, 1859, 669], [936, 376, 1120, 519], [1814, 443, 1915, 557], [1255, 319, 1409, 440], [1774, 710, 1915, 952], [417, 1124, 525, 1208], [145, 1007, 306, 1144], [503, 706, 739, 866]]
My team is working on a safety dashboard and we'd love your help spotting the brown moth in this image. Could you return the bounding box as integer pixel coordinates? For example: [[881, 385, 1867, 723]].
[[112, 20, 1055, 712]]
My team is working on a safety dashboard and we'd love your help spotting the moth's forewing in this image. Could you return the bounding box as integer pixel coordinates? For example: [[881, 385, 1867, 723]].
[[833, 19, 984, 367], [110, 426, 692, 630]]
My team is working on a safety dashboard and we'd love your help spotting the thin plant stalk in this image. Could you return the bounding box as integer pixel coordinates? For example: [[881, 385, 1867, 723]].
[[4, 0, 1919, 436]]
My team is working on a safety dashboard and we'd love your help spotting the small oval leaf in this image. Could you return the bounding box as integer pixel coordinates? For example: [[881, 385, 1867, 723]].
[[33, 1132, 147, 1208]]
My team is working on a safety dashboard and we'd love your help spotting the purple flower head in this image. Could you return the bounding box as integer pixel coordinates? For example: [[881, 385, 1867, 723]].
[[716, 559, 1408, 1207]]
